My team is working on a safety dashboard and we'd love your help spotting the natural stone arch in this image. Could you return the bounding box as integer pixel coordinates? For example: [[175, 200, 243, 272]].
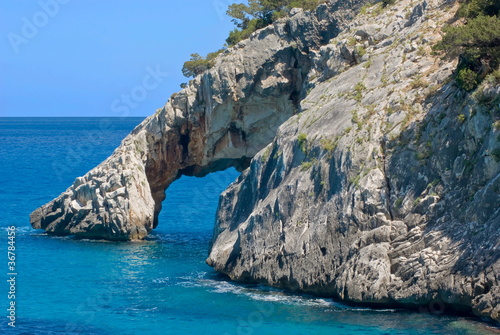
[[29, 5, 345, 240]]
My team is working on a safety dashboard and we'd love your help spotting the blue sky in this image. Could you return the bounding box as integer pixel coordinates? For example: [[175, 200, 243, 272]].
[[0, 0, 237, 117]]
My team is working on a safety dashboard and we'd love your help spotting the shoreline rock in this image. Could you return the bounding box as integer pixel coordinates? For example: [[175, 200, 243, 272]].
[[30, 1, 359, 240], [29, 0, 500, 324], [207, 0, 500, 323]]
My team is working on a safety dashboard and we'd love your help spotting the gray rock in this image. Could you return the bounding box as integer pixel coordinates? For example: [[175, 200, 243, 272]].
[[405, 1, 428, 27], [29, 0, 500, 324], [207, 0, 500, 324], [30, 0, 361, 240]]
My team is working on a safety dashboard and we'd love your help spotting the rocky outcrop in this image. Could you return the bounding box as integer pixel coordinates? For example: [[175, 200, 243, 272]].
[[207, 0, 500, 323], [30, 0, 500, 324], [30, 1, 365, 240]]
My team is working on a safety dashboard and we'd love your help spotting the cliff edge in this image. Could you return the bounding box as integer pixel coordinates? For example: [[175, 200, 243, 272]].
[[30, 1, 361, 240], [207, 0, 500, 323], [29, 0, 500, 323]]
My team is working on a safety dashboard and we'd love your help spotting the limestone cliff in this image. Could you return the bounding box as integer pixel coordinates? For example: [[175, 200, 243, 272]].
[[30, 0, 500, 323], [30, 1, 360, 240], [207, 0, 500, 323]]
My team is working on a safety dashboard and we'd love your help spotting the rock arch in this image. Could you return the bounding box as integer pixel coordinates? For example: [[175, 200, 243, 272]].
[[30, 5, 345, 240]]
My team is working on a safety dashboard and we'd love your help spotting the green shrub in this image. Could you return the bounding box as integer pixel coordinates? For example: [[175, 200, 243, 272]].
[[320, 138, 337, 152], [297, 132, 308, 153], [491, 147, 500, 162], [349, 174, 361, 187], [456, 68, 479, 91], [395, 198, 403, 209], [353, 82, 366, 102], [356, 45, 366, 57], [300, 161, 313, 171], [182, 50, 224, 78], [225, 0, 328, 46], [457, 0, 500, 19], [261, 146, 271, 163], [435, 2, 500, 90]]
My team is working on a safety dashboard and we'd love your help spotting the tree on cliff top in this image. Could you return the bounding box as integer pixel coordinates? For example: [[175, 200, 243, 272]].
[[182, 0, 326, 78], [181, 50, 224, 78], [226, 0, 325, 46], [435, 0, 500, 90]]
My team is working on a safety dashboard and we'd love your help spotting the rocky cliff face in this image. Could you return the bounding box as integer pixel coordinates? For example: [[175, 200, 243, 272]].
[[30, 0, 500, 324], [207, 0, 500, 323], [30, 1, 362, 240]]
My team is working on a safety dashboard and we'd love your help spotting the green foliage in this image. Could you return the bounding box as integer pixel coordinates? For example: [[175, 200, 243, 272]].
[[356, 45, 367, 57], [297, 132, 308, 153], [491, 147, 500, 162], [435, 1, 500, 90], [457, 68, 479, 91], [349, 174, 361, 187], [354, 82, 366, 92], [438, 15, 500, 51], [410, 76, 428, 89], [261, 146, 272, 163], [394, 198, 403, 209], [300, 161, 314, 171], [351, 110, 363, 130], [353, 82, 366, 102], [359, 3, 370, 15], [485, 66, 500, 84], [457, 0, 500, 19], [225, 0, 326, 46], [347, 36, 357, 46], [182, 50, 224, 78], [363, 58, 373, 69], [320, 138, 337, 152]]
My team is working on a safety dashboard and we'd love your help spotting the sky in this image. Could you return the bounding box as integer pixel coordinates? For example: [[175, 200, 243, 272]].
[[0, 0, 238, 117]]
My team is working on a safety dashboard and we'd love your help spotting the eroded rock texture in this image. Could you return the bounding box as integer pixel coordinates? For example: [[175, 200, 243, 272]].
[[207, 0, 500, 323], [30, 0, 499, 323], [30, 1, 360, 240]]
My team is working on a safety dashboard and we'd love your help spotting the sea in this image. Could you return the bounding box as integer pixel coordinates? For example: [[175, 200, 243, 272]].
[[0, 117, 498, 335]]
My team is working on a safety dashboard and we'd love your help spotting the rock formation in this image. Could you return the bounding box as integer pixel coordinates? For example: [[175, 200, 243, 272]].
[[30, 0, 360, 240], [31, 0, 500, 324], [207, 0, 500, 323]]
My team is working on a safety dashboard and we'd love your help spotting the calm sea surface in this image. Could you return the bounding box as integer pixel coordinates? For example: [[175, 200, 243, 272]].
[[0, 117, 498, 334]]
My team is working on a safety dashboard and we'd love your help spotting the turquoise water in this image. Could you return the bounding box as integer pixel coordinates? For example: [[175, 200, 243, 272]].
[[0, 118, 498, 334]]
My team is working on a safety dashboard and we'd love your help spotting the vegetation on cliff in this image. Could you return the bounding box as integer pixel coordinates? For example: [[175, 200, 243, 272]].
[[181, 50, 224, 78], [225, 0, 326, 46], [436, 0, 500, 90], [182, 0, 326, 78]]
